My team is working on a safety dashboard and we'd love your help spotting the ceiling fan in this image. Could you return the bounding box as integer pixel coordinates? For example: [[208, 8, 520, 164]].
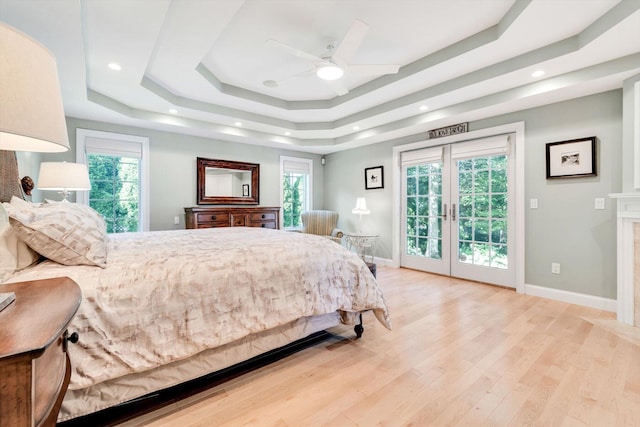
[[264, 19, 400, 96]]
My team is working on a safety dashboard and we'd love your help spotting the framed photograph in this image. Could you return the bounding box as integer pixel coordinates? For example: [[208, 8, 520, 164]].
[[365, 166, 384, 190], [546, 137, 597, 179], [242, 184, 250, 197]]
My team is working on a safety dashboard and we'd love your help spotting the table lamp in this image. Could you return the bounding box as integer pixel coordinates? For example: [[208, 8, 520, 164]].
[[0, 23, 70, 201], [37, 162, 91, 201], [0, 23, 70, 153], [352, 197, 370, 234]]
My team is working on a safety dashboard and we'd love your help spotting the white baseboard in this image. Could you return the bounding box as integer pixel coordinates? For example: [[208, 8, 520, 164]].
[[370, 257, 394, 267], [525, 283, 617, 313]]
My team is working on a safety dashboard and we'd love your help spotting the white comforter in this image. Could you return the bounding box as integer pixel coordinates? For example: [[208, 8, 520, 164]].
[[4, 227, 390, 390]]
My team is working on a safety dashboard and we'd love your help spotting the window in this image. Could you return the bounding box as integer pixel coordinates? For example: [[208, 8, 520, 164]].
[[280, 156, 312, 229], [76, 129, 150, 232]]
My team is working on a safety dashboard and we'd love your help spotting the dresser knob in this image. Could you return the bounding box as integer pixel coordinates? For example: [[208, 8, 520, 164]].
[[262, 214, 266, 218], [211, 215, 217, 220], [261, 224, 266, 227]]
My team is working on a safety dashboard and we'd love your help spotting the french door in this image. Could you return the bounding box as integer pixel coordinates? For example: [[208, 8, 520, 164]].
[[400, 134, 515, 287]]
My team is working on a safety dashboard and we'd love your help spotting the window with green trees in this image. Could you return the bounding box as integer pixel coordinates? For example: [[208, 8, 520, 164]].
[[281, 156, 312, 229], [87, 154, 140, 233], [282, 173, 305, 227]]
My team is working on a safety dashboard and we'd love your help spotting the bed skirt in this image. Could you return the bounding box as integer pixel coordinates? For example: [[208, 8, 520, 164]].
[[59, 312, 341, 422]]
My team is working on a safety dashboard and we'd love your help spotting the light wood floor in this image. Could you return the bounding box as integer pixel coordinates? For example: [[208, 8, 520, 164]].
[[116, 267, 640, 426]]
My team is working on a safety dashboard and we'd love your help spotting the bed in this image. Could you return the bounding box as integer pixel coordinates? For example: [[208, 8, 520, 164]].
[[0, 197, 391, 422]]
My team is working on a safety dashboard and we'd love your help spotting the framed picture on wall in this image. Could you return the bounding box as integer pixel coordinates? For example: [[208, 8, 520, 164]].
[[546, 137, 597, 179], [365, 166, 384, 190]]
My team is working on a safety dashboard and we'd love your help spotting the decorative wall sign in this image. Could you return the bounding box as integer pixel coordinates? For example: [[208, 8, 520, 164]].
[[365, 166, 384, 190], [546, 137, 597, 179], [428, 122, 468, 139]]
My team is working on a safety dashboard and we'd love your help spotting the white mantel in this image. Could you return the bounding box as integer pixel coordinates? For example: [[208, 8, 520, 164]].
[[610, 192, 640, 326]]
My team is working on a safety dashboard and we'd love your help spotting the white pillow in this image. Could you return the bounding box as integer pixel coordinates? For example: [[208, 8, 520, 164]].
[[6, 201, 107, 268], [0, 203, 39, 282]]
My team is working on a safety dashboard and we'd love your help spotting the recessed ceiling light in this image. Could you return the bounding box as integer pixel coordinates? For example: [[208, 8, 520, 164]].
[[316, 63, 344, 81], [352, 126, 360, 131], [532, 70, 545, 78], [419, 105, 429, 111], [169, 109, 178, 114], [234, 122, 242, 127], [108, 63, 121, 71], [284, 131, 291, 136]]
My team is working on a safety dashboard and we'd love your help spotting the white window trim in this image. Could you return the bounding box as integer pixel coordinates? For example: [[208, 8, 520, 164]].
[[279, 155, 313, 230], [76, 128, 150, 232]]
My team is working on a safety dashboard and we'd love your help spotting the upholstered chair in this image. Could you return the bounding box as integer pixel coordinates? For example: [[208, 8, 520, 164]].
[[300, 210, 344, 243]]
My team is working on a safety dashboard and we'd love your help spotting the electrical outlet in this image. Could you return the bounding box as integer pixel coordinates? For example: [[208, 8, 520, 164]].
[[551, 263, 560, 274], [174, 216, 180, 225], [530, 198, 538, 209], [595, 198, 605, 210]]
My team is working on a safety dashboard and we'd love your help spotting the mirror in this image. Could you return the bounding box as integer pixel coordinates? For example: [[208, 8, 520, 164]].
[[197, 158, 259, 205]]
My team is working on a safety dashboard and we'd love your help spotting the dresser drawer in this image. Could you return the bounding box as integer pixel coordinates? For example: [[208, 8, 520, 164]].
[[253, 221, 277, 229], [196, 212, 230, 227], [231, 214, 246, 226], [250, 212, 276, 222]]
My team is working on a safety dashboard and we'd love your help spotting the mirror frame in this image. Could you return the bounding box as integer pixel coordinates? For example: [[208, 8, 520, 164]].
[[197, 157, 259, 205]]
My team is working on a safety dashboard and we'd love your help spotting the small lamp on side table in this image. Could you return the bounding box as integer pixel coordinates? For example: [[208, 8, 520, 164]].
[[37, 162, 91, 201], [351, 197, 370, 234]]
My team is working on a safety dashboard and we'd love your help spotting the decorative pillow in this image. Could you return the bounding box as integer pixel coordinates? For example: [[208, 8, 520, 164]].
[[0, 203, 39, 282], [6, 201, 107, 268]]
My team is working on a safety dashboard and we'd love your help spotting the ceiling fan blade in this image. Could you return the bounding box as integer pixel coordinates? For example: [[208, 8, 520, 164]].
[[263, 67, 317, 87], [325, 79, 349, 96], [347, 64, 400, 75], [266, 39, 323, 63], [333, 20, 369, 62]]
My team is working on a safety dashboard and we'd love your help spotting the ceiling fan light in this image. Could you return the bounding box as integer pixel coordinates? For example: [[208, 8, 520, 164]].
[[316, 64, 344, 80]]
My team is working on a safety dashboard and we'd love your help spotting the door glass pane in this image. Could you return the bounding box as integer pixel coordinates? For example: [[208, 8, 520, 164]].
[[457, 154, 508, 269], [405, 161, 443, 259]]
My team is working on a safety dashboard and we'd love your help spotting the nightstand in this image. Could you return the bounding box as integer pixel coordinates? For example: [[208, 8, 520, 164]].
[[0, 277, 81, 427]]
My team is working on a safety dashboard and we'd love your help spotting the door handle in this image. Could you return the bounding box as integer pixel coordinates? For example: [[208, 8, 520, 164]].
[[443, 204, 447, 221], [452, 203, 457, 221]]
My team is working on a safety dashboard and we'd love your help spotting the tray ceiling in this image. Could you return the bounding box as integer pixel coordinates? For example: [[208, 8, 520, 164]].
[[1, 0, 638, 154]]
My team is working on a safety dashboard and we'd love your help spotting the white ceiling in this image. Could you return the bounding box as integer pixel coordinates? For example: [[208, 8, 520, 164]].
[[1, 0, 639, 154]]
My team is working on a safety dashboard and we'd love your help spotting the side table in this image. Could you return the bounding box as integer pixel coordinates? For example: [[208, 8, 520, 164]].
[[344, 233, 379, 263], [0, 277, 81, 427]]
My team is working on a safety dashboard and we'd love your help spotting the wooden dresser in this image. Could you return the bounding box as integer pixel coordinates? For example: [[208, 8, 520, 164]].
[[0, 277, 81, 427], [185, 206, 280, 230]]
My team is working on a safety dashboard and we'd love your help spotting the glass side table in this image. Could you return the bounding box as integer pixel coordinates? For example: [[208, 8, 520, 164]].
[[344, 233, 379, 263]]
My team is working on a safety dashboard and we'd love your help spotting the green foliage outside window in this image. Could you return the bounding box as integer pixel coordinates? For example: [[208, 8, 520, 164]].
[[88, 154, 140, 233], [457, 155, 508, 268], [405, 154, 508, 269], [405, 162, 442, 259], [282, 173, 305, 228]]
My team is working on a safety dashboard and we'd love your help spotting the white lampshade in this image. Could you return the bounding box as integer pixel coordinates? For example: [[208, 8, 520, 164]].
[[352, 197, 370, 215], [37, 162, 91, 194], [0, 23, 70, 152]]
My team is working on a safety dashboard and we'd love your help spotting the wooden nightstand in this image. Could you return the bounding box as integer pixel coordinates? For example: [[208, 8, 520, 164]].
[[0, 277, 81, 427]]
